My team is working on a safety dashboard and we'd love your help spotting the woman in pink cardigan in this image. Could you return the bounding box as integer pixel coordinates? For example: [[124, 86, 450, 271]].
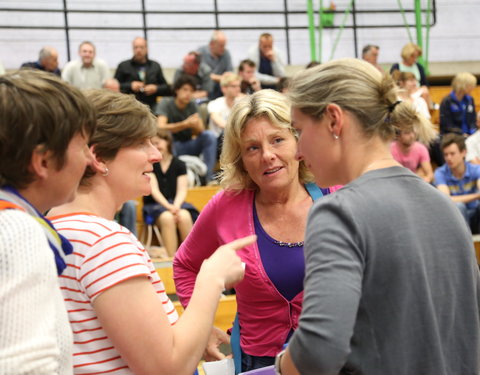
[[173, 90, 324, 373]]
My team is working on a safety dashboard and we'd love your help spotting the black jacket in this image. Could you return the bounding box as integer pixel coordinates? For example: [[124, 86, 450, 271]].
[[114, 57, 171, 109]]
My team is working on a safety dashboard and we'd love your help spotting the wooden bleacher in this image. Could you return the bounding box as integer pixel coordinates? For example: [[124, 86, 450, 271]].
[[155, 257, 177, 295], [153, 257, 237, 333], [185, 185, 221, 211]]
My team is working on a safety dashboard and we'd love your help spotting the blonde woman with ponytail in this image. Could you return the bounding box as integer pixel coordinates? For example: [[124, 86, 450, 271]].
[[275, 58, 480, 375]]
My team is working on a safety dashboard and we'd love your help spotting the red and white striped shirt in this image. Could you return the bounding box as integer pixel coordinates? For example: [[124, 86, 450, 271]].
[[50, 212, 178, 374]]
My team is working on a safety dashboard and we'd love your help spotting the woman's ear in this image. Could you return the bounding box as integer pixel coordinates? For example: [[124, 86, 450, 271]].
[[325, 103, 344, 138], [29, 145, 51, 180], [89, 145, 107, 174]]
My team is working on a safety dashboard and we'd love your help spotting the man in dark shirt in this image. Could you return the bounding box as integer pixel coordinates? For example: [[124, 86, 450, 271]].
[[114, 37, 171, 110], [156, 75, 217, 183], [21, 46, 61, 76]]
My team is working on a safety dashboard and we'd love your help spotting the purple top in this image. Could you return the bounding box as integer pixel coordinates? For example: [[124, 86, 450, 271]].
[[253, 203, 305, 301]]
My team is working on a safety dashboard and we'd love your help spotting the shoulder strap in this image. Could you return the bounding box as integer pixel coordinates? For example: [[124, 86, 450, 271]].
[[305, 182, 324, 201], [231, 313, 242, 375]]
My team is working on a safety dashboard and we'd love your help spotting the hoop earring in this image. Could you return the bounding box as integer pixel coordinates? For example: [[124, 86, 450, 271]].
[[102, 167, 109, 177]]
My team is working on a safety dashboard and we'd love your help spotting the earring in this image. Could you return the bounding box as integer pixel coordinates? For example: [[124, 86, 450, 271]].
[[333, 134, 339, 140], [102, 167, 109, 177]]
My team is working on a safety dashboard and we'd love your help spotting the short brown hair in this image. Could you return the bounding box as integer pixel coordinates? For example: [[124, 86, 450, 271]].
[[238, 59, 255, 72], [441, 133, 466, 152], [81, 89, 157, 183], [0, 70, 96, 189]]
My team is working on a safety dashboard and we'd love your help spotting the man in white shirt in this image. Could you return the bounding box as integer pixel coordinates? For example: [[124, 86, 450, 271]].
[[62, 41, 110, 89], [247, 33, 285, 88]]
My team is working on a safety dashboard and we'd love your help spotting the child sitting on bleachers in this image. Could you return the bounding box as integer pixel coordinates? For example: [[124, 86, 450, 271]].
[[143, 129, 198, 257]]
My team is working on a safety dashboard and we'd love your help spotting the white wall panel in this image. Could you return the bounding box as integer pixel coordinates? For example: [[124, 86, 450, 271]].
[[0, 0, 478, 74]]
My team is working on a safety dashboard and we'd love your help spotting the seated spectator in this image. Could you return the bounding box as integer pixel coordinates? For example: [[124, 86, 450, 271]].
[[114, 37, 171, 110], [198, 30, 233, 99], [0, 70, 95, 372], [207, 72, 242, 137], [434, 133, 480, 232], [156, 75, 217, 183], [143, 129, 198, 257], [390, 42, 432, 108], [392, 71, 430, 119], [439, 72, 477, 136], [174, 51, 213, 100], [466, 112, 480, 164], [390, 128, 433, 183], [248, 33, 285, 88], [390, 42, 427, 87], [238, 59, 261, 95], [48, 88, 250, 374], [62, 41, 110, 89], [21, 46, 61, 76], [361, 44, 383, 73]]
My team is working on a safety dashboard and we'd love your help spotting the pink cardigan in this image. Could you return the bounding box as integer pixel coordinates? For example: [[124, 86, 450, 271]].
[[173, 189, 303, 357]]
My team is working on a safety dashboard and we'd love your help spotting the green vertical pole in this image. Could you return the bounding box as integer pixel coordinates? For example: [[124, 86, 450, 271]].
[[307, 0, 317, 62], [424, 0, 431, 74], [318, 0, 324, 62], [414, 0, 425, 67], [330, 0, 353, 60]]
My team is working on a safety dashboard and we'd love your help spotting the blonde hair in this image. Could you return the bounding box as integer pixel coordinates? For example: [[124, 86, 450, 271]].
[[401, 43, 422, 61], [220, 72, 240, 87], [219, 89, 313, 191], [452, 72, 477, 94], [288, 58, 436, 145]]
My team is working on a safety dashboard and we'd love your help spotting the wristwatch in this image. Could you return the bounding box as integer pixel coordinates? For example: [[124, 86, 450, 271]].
[[274, 349, 286, 375]]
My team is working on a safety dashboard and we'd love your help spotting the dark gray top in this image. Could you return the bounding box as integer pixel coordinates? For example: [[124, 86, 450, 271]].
[[289, 167, 480, 375], [154, 97, 198, 142]]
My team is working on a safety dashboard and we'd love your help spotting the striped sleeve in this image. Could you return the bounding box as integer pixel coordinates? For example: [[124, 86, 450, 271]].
[[79, 230, 151, 301]]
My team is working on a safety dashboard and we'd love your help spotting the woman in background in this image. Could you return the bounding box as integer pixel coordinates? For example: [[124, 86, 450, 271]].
[[143, 129, 196, 257], [49, 89, 252, 375]]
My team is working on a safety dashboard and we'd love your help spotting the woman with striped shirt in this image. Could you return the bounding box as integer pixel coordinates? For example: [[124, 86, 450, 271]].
[[49, 89, 253, 375]]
